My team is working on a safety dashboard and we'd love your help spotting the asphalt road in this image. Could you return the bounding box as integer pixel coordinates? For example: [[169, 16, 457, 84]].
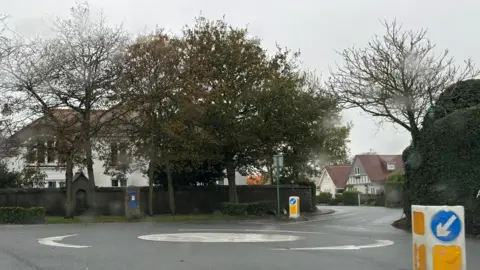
[[0, 206, 479, 270]]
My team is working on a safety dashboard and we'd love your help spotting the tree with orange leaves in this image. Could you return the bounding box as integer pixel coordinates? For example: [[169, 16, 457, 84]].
[[247, 174, 264, 185]]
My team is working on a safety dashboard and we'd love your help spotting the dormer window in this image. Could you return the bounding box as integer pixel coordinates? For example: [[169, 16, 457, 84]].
[[387, 163, 395, 171]]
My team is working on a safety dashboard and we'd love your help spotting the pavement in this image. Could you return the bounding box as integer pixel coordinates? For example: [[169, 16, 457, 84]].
[[0, 206, 479, 270]]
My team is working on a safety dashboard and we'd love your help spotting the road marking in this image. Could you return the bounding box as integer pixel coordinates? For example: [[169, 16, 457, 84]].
[[178, 228, 327, 235], [324, 225, 369, 231], [37, 234, 90, 249], [138, 232, 303, 243], [279, 213, 357, 226], [270, 240, 395, 251]]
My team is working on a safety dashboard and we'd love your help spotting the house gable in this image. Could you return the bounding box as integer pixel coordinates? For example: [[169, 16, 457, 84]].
[[346, 156, 370, 186], [347, 154, 404, 185], [317, 168, 335, 194]]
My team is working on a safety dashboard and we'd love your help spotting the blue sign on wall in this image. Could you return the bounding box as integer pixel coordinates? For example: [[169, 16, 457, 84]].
[[128, 191, 137, 209], [430, 210, 462, 242], [289, 198, 296, 205]]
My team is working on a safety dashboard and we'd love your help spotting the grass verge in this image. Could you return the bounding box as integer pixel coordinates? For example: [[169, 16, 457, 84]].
[[391, 217, 411, 232], [46, 214, 272, 224]]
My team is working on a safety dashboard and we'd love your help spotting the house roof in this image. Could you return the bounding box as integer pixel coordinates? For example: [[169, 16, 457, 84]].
[[6, 107, 134, 143], [355, 154, 403, 182], [326, 165, 350, 188]]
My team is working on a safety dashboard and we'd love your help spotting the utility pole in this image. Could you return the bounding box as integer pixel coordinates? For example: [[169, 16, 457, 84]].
[[273, 153, 284, 216]]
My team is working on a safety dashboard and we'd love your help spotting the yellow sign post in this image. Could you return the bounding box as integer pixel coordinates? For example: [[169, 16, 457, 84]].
[[289, 196, 300, 218], [412, 205, 466, 270]]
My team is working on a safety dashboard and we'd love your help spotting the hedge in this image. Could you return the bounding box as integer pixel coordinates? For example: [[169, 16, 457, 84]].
[[328, 198, 338, 205], [405, 105, 480, 234], [423, 79, 480, 128], [317, 192, 332, 204], [0, 207, 46, 224], [335, 194, 343, 204], [221, 201, 276, 216], [343, 191, 360, 205]]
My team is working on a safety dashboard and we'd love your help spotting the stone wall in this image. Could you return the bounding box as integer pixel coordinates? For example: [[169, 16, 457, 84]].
[[0, 185, 313, 216]]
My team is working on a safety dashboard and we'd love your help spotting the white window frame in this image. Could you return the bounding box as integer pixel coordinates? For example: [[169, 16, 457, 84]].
[[387, 163, 395, 171], [26, 135, 58, 166]]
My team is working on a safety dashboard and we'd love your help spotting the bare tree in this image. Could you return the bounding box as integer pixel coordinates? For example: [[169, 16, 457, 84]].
[[0, 1, 129, 216], [329, 20, 479, 142], [41, 1, 129, 195], [0, 35, 87, 217]]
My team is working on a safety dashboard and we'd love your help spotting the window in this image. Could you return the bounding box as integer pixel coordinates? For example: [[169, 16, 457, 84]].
[[59, 182, 66, 188], [36, 140, 46, 164], [26, 144, 36, 163], [387, 163, 395, 171], [111, 179, 119, 187], [47, 181, 56, 188], [26, 137, 59, 165], [119, 142, 128, 164], [47, 140, 56, 163], [354, 167, 360, 174], [57, 140, 67, 165], [110, 143, 118, 166], [120, 179, 126, 187]]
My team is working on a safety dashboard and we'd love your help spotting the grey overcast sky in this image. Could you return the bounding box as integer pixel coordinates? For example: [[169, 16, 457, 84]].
[[1, 0, 477, 156]]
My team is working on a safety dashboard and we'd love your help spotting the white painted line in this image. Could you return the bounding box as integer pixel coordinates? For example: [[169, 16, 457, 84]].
[[270, 240, 395, 251], [38, 234, 90, 249], [324, 225, 369, 231], [178, 228, 327, 235], [279, 213, 358, 226], [138, 232, 304, 243]]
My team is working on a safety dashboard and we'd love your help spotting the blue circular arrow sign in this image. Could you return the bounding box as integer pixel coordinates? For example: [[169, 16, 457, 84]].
[[289, 198, 296, 205], [430, 210, 462, 242]]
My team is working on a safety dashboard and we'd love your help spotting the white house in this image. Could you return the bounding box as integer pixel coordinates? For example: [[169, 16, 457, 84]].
[[345, 154, 404, 194], [218, 172, 248, 186], [315, 165, 350, 198], [4, 109, 246, 188]]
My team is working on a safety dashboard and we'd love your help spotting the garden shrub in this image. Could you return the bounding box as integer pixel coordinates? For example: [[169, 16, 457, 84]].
[[221, 201, 276, 216], [405, 105, 480, 234], [0, 207, 46, 224], [343, 191, 360, 205], [335, 194, 343, 204], [423, 79, 480, 128], [221, 203, 248, 216], [328, 198, 338, 205], [375, 195, 385, 207], [316, 192, 332, 204]]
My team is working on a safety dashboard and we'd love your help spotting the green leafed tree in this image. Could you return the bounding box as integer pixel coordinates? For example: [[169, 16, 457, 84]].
[[100, 30, 207, 215], [177, 16, 274, 203]]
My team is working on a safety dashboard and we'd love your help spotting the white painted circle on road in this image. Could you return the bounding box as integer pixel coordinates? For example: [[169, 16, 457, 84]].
[[138, 232, 303, 243]]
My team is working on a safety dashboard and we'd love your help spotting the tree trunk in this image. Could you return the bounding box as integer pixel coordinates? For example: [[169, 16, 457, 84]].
[[267, 161, 274, 185], [225, 155, 238, 203], [65, 153, 74, 218], [82, 113, 96, 214], [148, 158, 154, 216], [148, 110, 156, 216], [166, 161, 175, 214]]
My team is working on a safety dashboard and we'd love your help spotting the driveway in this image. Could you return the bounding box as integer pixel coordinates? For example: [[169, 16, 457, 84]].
[[0, 206, 479, 270]]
